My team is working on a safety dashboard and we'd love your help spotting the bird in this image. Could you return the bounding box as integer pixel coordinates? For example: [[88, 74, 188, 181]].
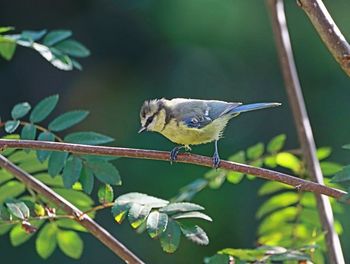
[[138, 98, 281, 168]]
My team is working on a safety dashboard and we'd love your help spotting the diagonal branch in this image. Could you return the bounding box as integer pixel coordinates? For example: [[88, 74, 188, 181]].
[[0, 154, 144, 264], [266, 0, 345, 263], [0, 139, 347, 201], [297, 0, 350, 77]]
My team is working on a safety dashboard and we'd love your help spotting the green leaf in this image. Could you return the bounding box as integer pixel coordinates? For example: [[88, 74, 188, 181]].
[[219, 248, 266, 261], [32, 44, 73, 71], [48, 110, 89, 132], [21, 123, 36, 141], [35, 173, 63, 187], [331, 165, 350, 183], [115, 192, 169, 208], [256, 192, 299, 219], [264, 155, 277, 168], [128, 203, 152, 229], [71, 59, 82, 70], [227, 151, 245, 184], [86, 160, 121, 185], [57, 230, 83, 259], [36, 131, 55, 163], [55, 219, 87, 232], [36, 222, 58, 259], [10, 224, 34, 246], [54, 39, 90, 58], [0, 204, 11, 220], [79, 166, 94, 194], [11, 102, 31, 119], [147, 211, 168, 238], [98, 184, 114, 204], [258, 181, 293, 196], [342, 144, 350, 150], [228, 150, 245, 163], [172, 211, 212, 222], [204, 254, 231, 264], [5, 120, 20, 133], [270, 251, 310, 261], [43, 30, 72, 46], [180, 224, 209, 245], [160, 219, 181, 253], [48, 151, 69, 176], [64, 132, 114, 145], [53, 188, 94, 210], [0, 26, 15, 33], [30, 94, 59, 123], [0, 169, 13, 185], [320, 162, 342, 176], [317, 147, 331, 160], [0, 181, 25, 203], [276, 152, 301, 173], [247, 143, 264, 160], [0, 36, 16, 60], [111, 203, 130, 224], [267, 134, 286, 154], [62, 156, 83, 188], [6, 201, 30, 219], [21, 30, 47, 41], [159, 202, 204, 214]]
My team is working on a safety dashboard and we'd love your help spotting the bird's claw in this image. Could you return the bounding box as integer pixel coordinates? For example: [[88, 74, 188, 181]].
[[212, 153, 221, 169], [170, 147, 181, 164]]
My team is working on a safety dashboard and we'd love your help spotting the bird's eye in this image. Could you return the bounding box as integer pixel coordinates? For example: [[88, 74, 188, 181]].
[[145, 115, 154, 127]]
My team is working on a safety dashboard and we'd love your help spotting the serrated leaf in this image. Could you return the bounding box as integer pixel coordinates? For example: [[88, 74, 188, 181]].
[[36, 131, 55, 163], [43, 30, 72, 46], [5, 120, 20, 133], [180, 224, 209, 245], [111, 203, 130, 224], [160, 202, 204, 214], [48, 110, 89, 132], [147, 211, 168, 238], [247, 143, 264, 160], [64, 131, 114, 145], [79, 166, 94, 194], [159, 219, 181, 253], [128, 203, 151, 229], [256, 192, 299, 219], [62, 156, 83, 188], [30, 94, 59, 123], [48, 151, 69, 176], [98, 184, 114, 204], [36, 222, 58, 259], [267, 134, 286, 154], [57, 230, 83, 259], [54, 39, 90, 58], [21, 123, 36, 140], [11, 102, 31, 119], [320, 162, 342, 176], [0, 36, 16, 60], [115, 192, 169, 208], [258, 181, 293, 196], [173, 211, 212, 221], [0, 181, 25, 203], [6, 201, 30, 219], [86, 160, 121, 185], [21, 30, 47, 41], [331, 165, 350, 183], [316, 147, 331, 160], [276, 152, 301, 173]]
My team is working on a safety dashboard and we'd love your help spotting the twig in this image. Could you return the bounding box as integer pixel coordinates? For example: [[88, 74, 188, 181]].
[[266, 0, 345, 263], [0, 139, 347, 201], [0, 154, 144, 264], [297, 0, 350, 77]]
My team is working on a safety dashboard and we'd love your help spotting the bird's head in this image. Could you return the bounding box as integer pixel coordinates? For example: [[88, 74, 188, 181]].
[[139, 99, 164, 133]]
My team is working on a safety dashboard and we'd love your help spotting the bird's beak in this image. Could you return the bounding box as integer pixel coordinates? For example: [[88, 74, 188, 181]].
[[138, 126, 146, 133]]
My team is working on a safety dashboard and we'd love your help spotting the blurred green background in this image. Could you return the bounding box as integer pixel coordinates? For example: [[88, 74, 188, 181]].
[[1, 0, 350, 263]]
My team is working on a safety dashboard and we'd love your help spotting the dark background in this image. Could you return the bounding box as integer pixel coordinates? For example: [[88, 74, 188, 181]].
[[1, 0, 350, 263]]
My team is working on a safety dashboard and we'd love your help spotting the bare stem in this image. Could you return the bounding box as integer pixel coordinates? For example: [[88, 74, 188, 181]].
[[266, 0, 344, 263], [297, 0, 350, 77], [0, 154, 144, 264], [0, 139, 347, 202]]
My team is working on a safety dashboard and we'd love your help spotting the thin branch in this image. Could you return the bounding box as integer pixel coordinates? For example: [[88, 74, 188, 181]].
[[297, 0, 350, 77], [0, 154, 144, 264], [266, 0, 345, 263], [0, 139, 347, 201]]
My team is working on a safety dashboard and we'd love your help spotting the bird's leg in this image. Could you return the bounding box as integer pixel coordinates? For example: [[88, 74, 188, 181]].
[[170, 146, 185, 163], [212, 140, 221, 169]]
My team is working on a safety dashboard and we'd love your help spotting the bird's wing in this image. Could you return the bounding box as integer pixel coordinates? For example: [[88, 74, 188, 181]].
[[171, 100, 241, 129]]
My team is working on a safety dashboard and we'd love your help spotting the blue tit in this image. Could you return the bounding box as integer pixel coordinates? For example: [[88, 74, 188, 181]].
[[139, 98, 280, 168]]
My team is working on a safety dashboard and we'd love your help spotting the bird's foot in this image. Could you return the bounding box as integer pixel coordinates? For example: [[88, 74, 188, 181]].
[[212, 152, 221, 169], [170, 146, 183, 164]]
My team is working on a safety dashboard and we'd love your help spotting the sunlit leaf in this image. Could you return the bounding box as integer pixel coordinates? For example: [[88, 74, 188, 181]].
[[35, 173, 63, 187], [115, 192, 168, 208], [247, 143, 264, 160], [173, 211, 212, 222], [160, 202, 204, 214], [5, 120, 20, 133], [0, 26, 15, 33], [147, 211, 168, 238], [159, 219, 180, 253], [57, 230, 83, 259], [267, 134, 286, 154], [111, 203, 130, 224], [48, 110, 89, 132], [0, 36, 16, 60], [6, 201, 30, 219], [320, 162, 342, 176], [276, 152, 301, 174], [55, 219, 87, 232], [30, 94, 59, 123], [11, 102, 31, 119], [52, 188, 94, 210], [36, 222, 58, 259], [10, 221, 43, 246], [128, 203, 151, 229], [180, 224, 209, 245], [0, 181, 25, 203], [98, 184, 114, 204], [258, 181, 293, 196], [316, 147, 331, 160]]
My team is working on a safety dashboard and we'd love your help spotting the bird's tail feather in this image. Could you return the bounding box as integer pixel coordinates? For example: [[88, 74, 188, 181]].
[[231, 102, 281, 114]]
